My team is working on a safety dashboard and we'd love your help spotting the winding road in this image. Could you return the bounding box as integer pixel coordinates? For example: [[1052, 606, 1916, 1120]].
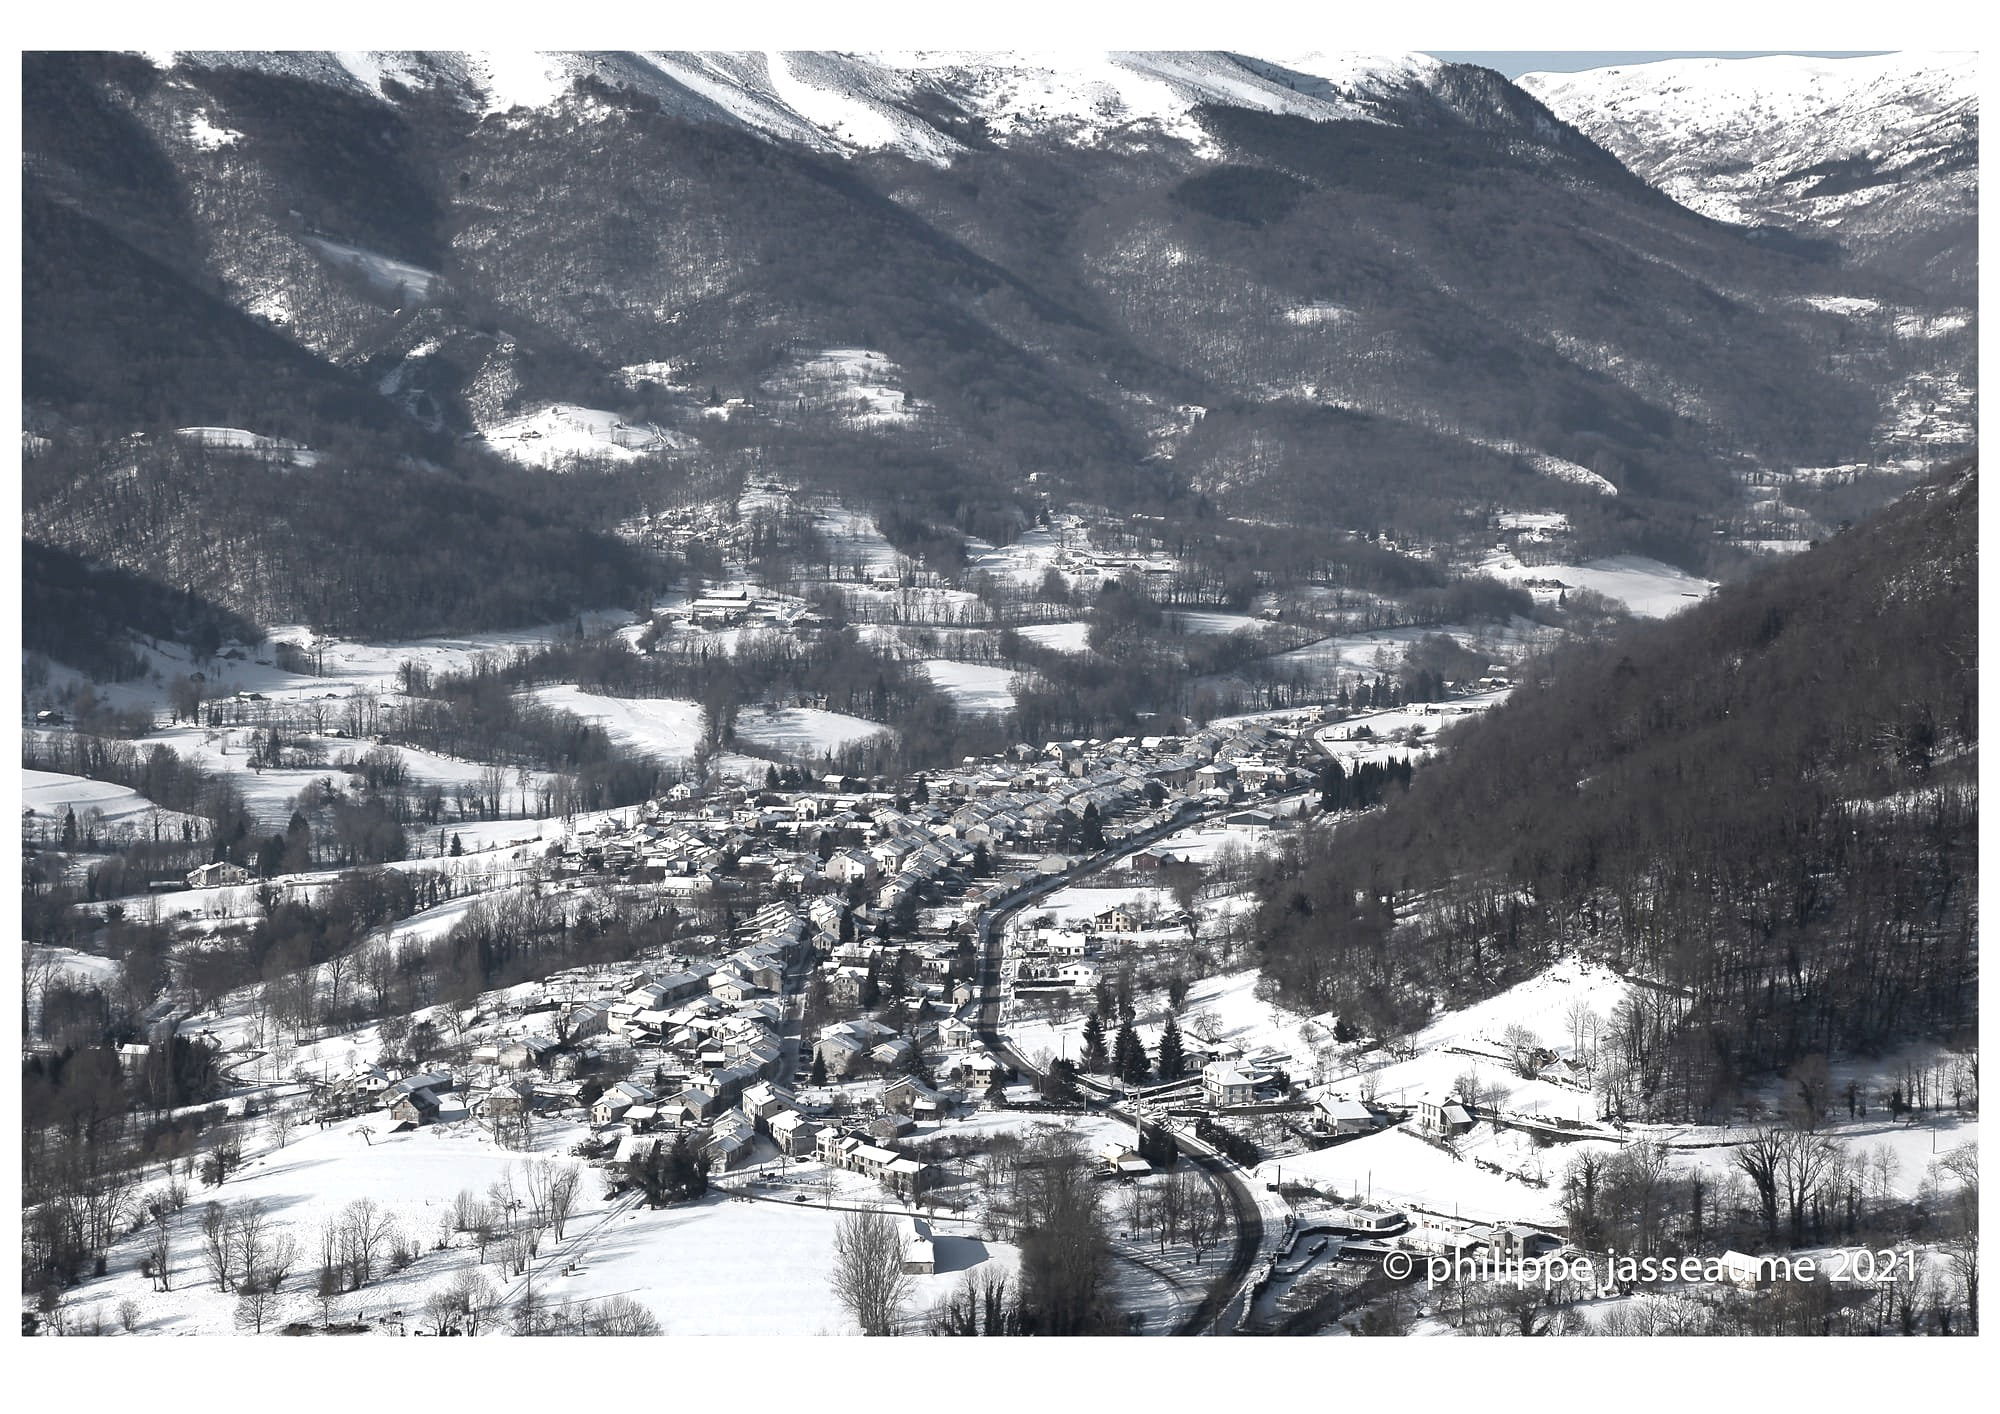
[[969, 798, 1294, 1335]]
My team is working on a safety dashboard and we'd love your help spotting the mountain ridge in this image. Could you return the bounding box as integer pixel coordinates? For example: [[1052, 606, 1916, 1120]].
[[22, 49, 1974, 643], [1519, 51, 1976, 292]]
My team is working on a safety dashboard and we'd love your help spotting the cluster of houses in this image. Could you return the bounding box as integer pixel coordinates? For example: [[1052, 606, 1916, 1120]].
[[305, 712, 1342, 1197], [526, 718, 1320, 1090], [542, 716, 1314, 927], [319, 1065, 470, 1128]]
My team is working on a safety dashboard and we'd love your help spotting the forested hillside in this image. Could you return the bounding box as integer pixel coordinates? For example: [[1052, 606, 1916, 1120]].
[[20, 437, 668, 641], [1254, 464, 1977, 1119]]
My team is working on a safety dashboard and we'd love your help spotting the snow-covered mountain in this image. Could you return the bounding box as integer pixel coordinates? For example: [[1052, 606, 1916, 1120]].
[[25, 47, 1973, 644], [147, 49, 1529, 162], [1519, 52, 1975, 287]]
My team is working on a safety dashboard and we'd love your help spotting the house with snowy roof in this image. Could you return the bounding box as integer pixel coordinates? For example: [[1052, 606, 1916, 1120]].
[[667, 1087, 717, 1124], [881, 1074, 947, 1118], [1719, 1250, 1778, 1290], [591, 1080, 657, 1126], [770, 1109, 820, 1156], [826, 849, 879, 886], [1098, 1143, 1153, 1179], [383, 1069, 455, 1104], [388, 1088, 443, 1128], [496, 1035, 559, 1070], [901, 1215, 935, 1274], [1201, 1061, 1261, 1108], [1314, 1094, 1384, 1137], [1417, 1094, 1475, 1135], [709, 970, 763, 1004]]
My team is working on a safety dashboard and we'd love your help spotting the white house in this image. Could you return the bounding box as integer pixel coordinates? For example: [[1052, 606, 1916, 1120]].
[[186, 861, 253, 889], [1418, 1094, 1474, 1135], [901, 1215, 935, 1274], [1201, 1061, 1259, 1108]]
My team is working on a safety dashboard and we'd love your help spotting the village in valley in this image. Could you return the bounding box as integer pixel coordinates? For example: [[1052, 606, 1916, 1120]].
[[24, 594, 1977, 1337], [20, 464, 1979, 1339], [15, 36, 1981, 1364]]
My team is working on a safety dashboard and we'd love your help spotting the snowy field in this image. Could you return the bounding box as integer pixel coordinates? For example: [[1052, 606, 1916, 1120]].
[[1312, 693, 1511, 770], [1167, 609, 1265, 636], [1261, 1121, 1595, 1224], [33, 612, 639, 721], [1016, 883, 1179, 932], [1481, 551, 1717, 618], [1004, 965, 1332, 1089], [808, 504, 906, 576], [53, 1093, 1027, 1336], [1016, 621, 1092, 654], [1494, 511, 1571, 536], [764, 347, 917, 428], [477, 403, 689, 469], [540, 1189, 1019, 1334], [965, 527, 1064, 587], [919, 660, 1018, 714], [732, 706, 894, 757], [1330, 959, 1635, 1119], [526, 686, 706, 761], [26, 944, 124, 990], [1142, 816, 1290, 865], [172, 426, 323, 467], [52, 1111, 602, 1336], [22, 769, 203, 838], [120, 723, 557, 831], [1260, 620, 1552, 685], [822, 582, 988, 622]]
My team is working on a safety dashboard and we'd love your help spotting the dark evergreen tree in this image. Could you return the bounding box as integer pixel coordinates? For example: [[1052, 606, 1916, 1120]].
[[1113, 1022, 1149, 1083], [1156, 1014, 1186, 1081], [1042, 1056, 1081, 1103], [1080, 1013, 1108, 1074]]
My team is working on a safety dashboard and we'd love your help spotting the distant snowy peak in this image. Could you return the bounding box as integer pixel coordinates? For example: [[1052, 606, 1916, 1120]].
[[1518, 50, 1972, 131], [718, 50, 1429, 159], [1518, 51, 1976, 237], [144, 49, 1512, 162]]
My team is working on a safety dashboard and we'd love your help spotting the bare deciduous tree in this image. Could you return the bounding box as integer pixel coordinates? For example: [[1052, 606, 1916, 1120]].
[[1775, 1127, 1836, 1245], [829, 1207, 911, 1336], [200, 1201, 235, 1291], [546, 1163, 582, 1242], [145, 1211, 173, 1291], [1501, 1023, 1542, 1079], [1561, 999, 1598, 1067], [335, 1198, 396, 1290], [1732, 1129, 1785, 1244], [263, 1101, 301, 1151], [1184, 1183, 1228, 1266], [229, 1199, 270, 1291], [234, 1283, 277, 1334]]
